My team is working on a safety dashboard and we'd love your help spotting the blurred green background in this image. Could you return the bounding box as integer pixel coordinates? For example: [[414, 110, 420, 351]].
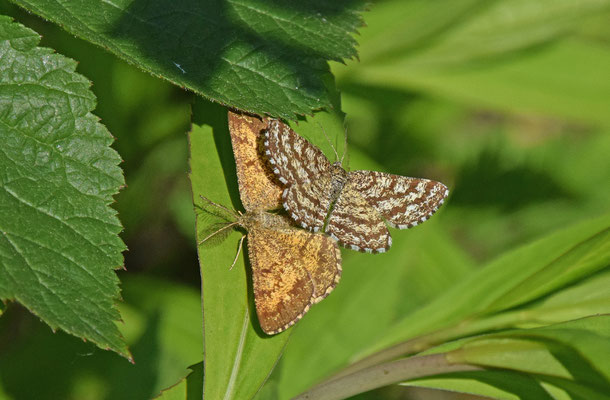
[[1, 0, 609, 399]]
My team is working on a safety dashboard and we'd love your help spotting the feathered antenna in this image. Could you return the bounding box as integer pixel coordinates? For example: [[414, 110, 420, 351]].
[[197, 194, 245, 270], [340, 124, 348, 167], [318, 122, 348, 167], [318, 122, 340, 162]]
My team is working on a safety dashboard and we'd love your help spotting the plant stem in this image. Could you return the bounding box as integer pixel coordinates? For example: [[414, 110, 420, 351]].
[[293, 353, 480, 400]]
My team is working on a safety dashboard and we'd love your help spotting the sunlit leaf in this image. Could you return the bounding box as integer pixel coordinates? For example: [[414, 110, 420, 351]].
[[189, 99, 289, 399], [11, 0, 367, 118], [0, 16, 127, 357]]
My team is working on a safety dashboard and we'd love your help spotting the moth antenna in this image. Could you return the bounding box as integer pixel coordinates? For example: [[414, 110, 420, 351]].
[[341, 125, 349, 167], [199, 194, 239, 218], [198, 221, 238, 245], [229, 235, 246, 270], [318, 122, 340, 162]]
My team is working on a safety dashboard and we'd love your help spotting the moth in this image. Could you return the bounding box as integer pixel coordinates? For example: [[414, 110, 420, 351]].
[[264, 120, 449, 253]]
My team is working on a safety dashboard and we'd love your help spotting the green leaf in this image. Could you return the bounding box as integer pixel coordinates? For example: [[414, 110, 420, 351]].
[[522, 270, 610, 326], [404, 371, 555, 400], [155, 363, 203, 400], [296, 316, 610, 400], [0, 16, 128, 357], [408, 316, 610, 399], [447, 316, 610, 383], [189, 99, 289, 399], [11, 0, 366, 119], [336, 0, 610, 126], [353, 0, 486, 64], [321, 213, 610, 385], [373, 213, 610, 353], [119, 276, 203, 398], [359, 0, 610, 66]]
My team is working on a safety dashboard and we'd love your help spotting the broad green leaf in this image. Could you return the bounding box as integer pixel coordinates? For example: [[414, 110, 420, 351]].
[[11, 0, 366, 119], [189, 99, 289, 400], [155, 363, 203, 400], [0, 16, 127, 357]]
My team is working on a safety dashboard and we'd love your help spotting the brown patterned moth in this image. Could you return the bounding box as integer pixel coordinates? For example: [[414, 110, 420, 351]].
[[264, 120, 449, 253], [198, 112, 341, 335]]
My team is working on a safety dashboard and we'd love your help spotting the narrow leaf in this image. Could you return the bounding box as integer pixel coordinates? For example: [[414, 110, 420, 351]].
[[373, 214, 610, 353], [0, 16, 128, 358], [304, 316, 610, 400], [440, 316, 610, 397], [189, 99, 288, 399]]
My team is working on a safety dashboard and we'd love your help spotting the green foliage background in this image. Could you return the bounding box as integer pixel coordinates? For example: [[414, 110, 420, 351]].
[[0, 0, 609, 399]]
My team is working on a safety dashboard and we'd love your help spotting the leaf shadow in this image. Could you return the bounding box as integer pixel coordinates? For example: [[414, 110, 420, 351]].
[[451, 147, 574, 211], [109, 0, 363, 115], [0, 304, 163, 400]]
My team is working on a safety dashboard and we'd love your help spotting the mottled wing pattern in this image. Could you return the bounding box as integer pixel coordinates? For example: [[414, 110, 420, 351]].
[[290, 227, 342, 304], [265, 119, 335, 232], [264, 119, 332, 183], [349, 171, 449, 229], [228, 111, 283, 212], [326, 182, 392, 253], [282, 178, 333, 232], [247, 220, 341, 334]]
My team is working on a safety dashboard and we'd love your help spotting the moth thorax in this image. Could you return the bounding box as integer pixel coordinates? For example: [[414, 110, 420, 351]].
[[239, 210, 289, 230], [330, 162, 348, 201]]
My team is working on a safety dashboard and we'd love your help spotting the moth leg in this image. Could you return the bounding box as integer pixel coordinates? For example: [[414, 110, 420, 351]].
[[229, 234, 247, 270]]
